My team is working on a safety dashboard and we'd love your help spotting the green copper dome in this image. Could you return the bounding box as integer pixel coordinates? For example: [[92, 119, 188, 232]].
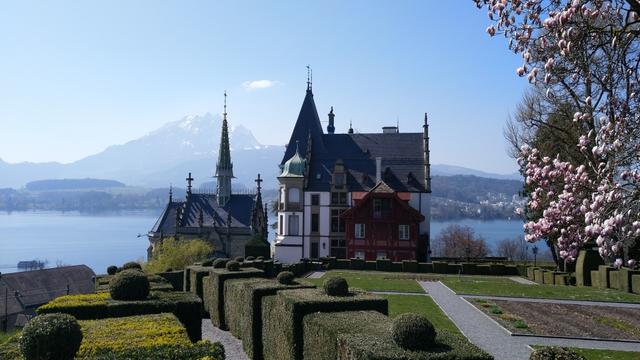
[[280, 144, 306, 177]]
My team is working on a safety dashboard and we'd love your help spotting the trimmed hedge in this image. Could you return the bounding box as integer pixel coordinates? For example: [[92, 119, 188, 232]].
[[432, 261, 448, 274], [476, 265, 491, 276], [618, 267, 640, 293], [575, 248, 604, 287], [96, 274, 173, 293], [526, 267, 537, 280], [402, 260, 418, 273], [156, 270, 185, 291], [448, 264, 462, 275], [391, 262, 403, 272], [203, 267, 264, 329], [224, 278, 315, 359], [365, 261, 376, 271], [632, 274, 640, 295], [350, 258, 365, 271], [21, 313, 83, 360], [261, 288, 388, 360], [418, 262, 433, 273], [303, 310, 492, 360], [187, 265, 214, 301], [376, 259, 392, 272], [335, 259, 351, 270], [609, 270, 621, 290], [533, 269, 545, 284], [37, 291, 202, 342], [529, 347, 584, 360], [109, 270, 150, 301], [489, 264, 505, 276], [598, 265, 615, 289], [590, 271, 600, 288], [543, 271, 555, 285], [461, 263, 477, 275]]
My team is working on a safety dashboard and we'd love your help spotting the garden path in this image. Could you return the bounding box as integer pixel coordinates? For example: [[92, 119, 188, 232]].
[[306, 271, 326, 279], [509, 277, 537, 285], [202, 319, 250, 360], [419, 281, 640, 360], [463, 294, 640, 308]]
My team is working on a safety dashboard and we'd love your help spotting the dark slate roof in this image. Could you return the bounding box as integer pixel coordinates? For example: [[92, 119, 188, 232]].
[[150, 193, 256, 235], [281, 89, 327, 165], [0, 265, 95, 309], [306, 133, 426, 192]]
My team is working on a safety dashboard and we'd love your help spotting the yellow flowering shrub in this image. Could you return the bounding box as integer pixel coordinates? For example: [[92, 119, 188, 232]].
[[38, 292, 109, 311]]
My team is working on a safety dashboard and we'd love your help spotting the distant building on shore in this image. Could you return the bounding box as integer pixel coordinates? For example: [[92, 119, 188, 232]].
[[0, 265, 95, 332], [147, 93, 268, 259], [274, 75, 432, 263]]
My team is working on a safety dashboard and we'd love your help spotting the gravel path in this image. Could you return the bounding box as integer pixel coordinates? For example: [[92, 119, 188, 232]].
[[420, 281, 640, 359], [463, 294, 640, 309], [306, 271, 325, 279], [509, 277, 538, 285], [202, 319, 250, 360]]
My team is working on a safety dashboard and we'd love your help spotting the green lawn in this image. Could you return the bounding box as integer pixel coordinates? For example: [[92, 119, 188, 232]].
[[306, 271, 426, 293], [441, 277, 640, 303], [532, 346, 640, 360], [381, 294, 461, 335]]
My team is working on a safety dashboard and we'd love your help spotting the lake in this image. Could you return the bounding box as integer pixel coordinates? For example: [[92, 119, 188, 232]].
[[0, 212, 524, 274]]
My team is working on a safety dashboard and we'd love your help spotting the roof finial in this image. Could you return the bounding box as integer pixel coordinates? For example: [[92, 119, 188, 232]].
[[348, 119, 354, 134], [295, 140, 300, 154], [255, 173, 263, 193], [169, 184, 173, 203], [223, 91, 228, 120], [306, 65, 312, 91]]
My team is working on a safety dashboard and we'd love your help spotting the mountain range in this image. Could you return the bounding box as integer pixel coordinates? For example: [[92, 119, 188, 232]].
[[0, 113, 521, 189]]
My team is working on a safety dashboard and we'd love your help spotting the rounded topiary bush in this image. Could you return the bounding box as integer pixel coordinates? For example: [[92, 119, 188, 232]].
[[20, 313, 83, 360], [277, 271, 295, 285], [202, 257, 216, 267], [391, 313, 436, 351], [529, 347, 585, 360], [106, 265, 118, 275], [212, 258, 229, 269], [226, 260, 240, 271], [245, 256, 255, 261], [121, 261, 142, 271], [323, 277, 349, 296], [256, 256, 265, 260], [234, 256, 244, 263], [109, 269, 150, 301]]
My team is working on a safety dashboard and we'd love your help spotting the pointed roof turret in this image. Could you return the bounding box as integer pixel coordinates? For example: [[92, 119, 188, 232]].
[[216, 91, 234, 205], [280, 68, 326, 165]]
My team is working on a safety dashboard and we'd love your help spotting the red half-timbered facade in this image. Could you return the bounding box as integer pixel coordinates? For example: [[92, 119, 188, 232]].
[[341, 182, 426, 262]]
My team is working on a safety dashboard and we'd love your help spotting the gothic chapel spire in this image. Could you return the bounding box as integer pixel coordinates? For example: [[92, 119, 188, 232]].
[[216, 91, 234, 206]]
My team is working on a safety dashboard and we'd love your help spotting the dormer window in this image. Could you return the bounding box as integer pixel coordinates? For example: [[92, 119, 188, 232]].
[[373, 198, 391, 218], [333, 160, 346, 189]]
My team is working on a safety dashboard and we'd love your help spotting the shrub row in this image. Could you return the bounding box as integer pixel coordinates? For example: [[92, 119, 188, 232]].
[[314, 257, 520, 276], [37, 291, 202, 342], [95, 274, 174, 293], [224, 278, 315, 359], [261, 288, 389, 360], [202, 268, 265, 329]]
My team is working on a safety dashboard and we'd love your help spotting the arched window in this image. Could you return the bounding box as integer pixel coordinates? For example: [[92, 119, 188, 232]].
[[288, 188, 300, 203]]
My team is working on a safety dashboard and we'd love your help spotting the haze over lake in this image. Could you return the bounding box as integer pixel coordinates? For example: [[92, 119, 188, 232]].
[[0, 211, 525, 274]]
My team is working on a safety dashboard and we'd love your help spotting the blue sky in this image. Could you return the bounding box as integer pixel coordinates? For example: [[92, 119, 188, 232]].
[[0, 1, 527, 173]]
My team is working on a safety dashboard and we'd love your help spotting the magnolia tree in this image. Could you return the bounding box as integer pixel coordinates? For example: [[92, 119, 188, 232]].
[[474, 0, 640, 267]]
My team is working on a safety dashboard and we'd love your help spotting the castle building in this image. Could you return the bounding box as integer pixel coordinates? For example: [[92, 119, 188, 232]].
[[147, 93, 268, 259], [274, 79, 432, 264]]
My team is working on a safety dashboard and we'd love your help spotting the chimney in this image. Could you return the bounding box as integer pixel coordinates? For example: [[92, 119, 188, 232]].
[[376, 157, 382, 183], [382, 126, 398, 134]]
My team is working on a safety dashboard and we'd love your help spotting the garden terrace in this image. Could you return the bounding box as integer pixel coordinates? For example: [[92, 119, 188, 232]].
[[36, 290, 202, 342], [223, 277, 315, 359], [261, 287, 388, 360]]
